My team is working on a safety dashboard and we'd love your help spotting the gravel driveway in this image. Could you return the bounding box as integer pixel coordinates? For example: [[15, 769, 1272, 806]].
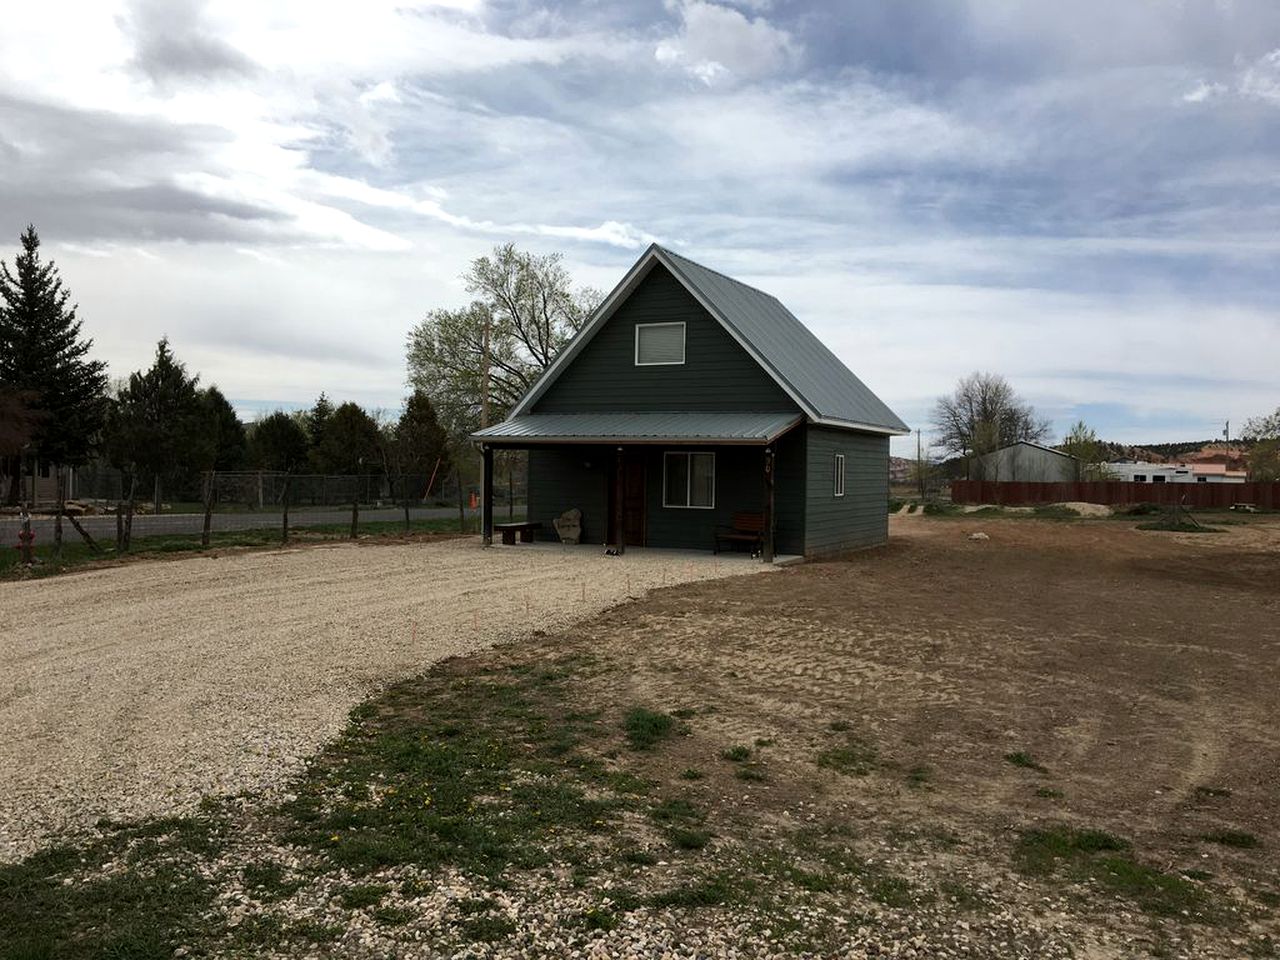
[[0, 538, 768, 862]]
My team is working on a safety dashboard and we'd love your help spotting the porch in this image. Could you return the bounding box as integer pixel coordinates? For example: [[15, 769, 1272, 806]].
[[472, 411, 805, 562]]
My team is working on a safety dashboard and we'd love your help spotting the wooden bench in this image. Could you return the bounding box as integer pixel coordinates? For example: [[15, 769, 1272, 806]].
[[494, 521, 542, 545], [714, 512, 765, 555]]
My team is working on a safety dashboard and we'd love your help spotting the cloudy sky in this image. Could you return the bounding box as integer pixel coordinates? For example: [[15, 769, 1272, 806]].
[[2, 0, 1277, 455]]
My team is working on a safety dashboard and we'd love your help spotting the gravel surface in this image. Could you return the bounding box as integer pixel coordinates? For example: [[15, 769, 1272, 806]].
[[0, 538, 769, 862]]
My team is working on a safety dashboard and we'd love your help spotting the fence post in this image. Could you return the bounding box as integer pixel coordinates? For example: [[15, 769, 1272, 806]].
[[281, 473, 291, 544], [201, 471, 214, 548], [351, 495, 359, 539], [403, 474, 411, 533]]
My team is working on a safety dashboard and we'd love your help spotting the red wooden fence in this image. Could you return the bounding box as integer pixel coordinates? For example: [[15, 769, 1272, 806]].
[[950, 479, 1279, 510]]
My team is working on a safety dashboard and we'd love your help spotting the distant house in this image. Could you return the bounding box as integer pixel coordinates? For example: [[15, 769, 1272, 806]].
[[972, 441, 1076, 482], [1106, 461, 1246, 484], [472, 244, 909, 559], [0, 460, 81, 506]]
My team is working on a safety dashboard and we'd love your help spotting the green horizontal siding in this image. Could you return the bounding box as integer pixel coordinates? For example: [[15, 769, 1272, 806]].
[[534, 265, 798, 414], [773, 426, 806, 556], [526, 447, 610, 544], [804, 426, 889, 556]]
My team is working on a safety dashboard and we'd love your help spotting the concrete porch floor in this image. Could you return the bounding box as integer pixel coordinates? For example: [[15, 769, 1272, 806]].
[[485, 538, 804, 567]]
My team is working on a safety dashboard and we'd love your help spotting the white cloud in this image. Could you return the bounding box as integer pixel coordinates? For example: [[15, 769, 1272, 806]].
[[655, 0, 798, 85], [1182, 79, 1226, 102], [1238, 48, 1280, 103]]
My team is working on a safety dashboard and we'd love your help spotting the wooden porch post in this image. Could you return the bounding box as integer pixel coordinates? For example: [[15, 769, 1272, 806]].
[[481, 445, 494, 546], [762, 445, 775, 563], [614, 446, 625, 555]]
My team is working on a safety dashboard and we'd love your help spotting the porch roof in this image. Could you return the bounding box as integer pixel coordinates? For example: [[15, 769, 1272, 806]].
[[472, 411, 802, 446]]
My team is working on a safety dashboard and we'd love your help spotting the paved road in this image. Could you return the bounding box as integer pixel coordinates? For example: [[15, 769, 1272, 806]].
[[0, 506, 485, 542]]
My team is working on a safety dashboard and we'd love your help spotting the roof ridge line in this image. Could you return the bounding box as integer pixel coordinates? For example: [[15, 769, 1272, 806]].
[[655, 245, 782, 303]]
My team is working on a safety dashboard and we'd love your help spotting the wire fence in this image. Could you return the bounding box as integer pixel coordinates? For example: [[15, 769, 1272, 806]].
[[2, 461, 530, 571]]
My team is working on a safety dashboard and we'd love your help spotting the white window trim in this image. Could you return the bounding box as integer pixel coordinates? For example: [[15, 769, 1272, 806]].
[[833, 453, 846, 498], [634, 321, 686, 366], [662, 451, 716, 510]]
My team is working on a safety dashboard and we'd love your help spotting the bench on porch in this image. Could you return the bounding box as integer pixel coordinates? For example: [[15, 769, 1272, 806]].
[[494, 521, 542, 545], [713, 512, 765, 555]]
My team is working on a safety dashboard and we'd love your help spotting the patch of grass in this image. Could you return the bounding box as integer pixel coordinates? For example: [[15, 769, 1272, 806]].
[[828, 719, 851, 732], [939, 878, 984, 910], [1014, 826, 1215, 921], [817, 739, 878, 777], [1015, 827, 1129, 874], [866, 874, 916, 907], [754, 737, 775, 748], [339, 883, 389, 909], [922, 500, 959, 516], [1200, 830, 1260, 849], [721, 744, 751, 762], [0, 517, 467, 579], [623, 707, 675, 750], [1136, 520, 1224, 533], [373, 904, 417, 925], [667, 827, 713, 851], [619, 847, 658, 866], [280, 658, 625, 879], [735, 766, 767, 782], [671, 707, 698, 719], [240, 862, 304, 902], [0, 814, 226, 960], [906, 765, 932, 789], [649, 797, 702, 824], [1035, 786, 1064, 799], [1004, 751, 1048, 773], [650, 873, 741, 909], [457, 913, 516, 942], [580, 906, 619, 931], [1032, 504, 1080, 519], [288, 919, 345, 943], [678, 768, 704, 780]]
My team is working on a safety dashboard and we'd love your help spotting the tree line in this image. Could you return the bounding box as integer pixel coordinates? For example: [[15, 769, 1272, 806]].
[[0, 226, 452, 557]]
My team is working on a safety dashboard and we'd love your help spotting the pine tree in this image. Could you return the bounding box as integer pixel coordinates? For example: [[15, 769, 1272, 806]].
[[199, 385, 247, 471], [0, 225, 108, 505], [107, 338, 203, 513], [395, 390, 452, 478]]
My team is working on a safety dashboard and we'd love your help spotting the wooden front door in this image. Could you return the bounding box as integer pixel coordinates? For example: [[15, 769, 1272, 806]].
[[622, 453, 646, 546]]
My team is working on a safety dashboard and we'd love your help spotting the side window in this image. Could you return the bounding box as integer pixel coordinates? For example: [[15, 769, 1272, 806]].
[[833, 453, 846, 498]]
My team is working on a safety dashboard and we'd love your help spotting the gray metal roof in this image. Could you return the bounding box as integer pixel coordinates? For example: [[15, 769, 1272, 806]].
[[509, 244, 909, 435], [657, 247, 909, 434], [473, 411, 802, 445]]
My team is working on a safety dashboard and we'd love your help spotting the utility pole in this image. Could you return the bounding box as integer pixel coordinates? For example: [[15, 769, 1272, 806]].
[[916, 428, 925, 500], [480, 311, 491, 429]]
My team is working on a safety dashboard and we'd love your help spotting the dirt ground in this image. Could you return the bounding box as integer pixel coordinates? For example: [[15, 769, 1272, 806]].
[[531, 512, 1280, 957], [0, 538, 768, 862], [5, 514, 1278, 959]]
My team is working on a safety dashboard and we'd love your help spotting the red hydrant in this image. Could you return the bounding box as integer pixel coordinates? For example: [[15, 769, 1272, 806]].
[[16, 511, 35, 565]]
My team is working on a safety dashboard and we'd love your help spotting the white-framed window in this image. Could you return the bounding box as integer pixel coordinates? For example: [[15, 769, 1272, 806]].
[[663, 452, 715, 509], [635, 321, 686, 366], [833, 453, 846, 498]]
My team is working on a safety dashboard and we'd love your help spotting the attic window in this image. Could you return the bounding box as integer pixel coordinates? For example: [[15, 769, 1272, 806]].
[[635, 322, 685, 366]]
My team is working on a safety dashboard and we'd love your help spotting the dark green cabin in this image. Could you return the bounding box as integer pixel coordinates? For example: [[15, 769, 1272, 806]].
[[472, 245, 908, 559]]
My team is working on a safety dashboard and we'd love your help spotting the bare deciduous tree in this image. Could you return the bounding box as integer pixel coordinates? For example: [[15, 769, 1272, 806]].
[[406, 243, 602, 437], [931, 372, 1051, 464]]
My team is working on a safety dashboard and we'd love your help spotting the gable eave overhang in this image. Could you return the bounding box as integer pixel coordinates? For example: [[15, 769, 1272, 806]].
[[811, 415, 912, 437], [509, 244, 823, 421]]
